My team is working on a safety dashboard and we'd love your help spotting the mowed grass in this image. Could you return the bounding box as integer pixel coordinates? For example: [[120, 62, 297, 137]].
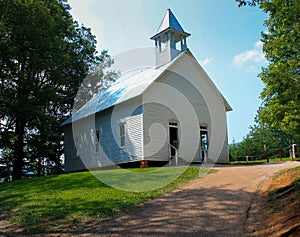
[[0, 166, 206, 234]]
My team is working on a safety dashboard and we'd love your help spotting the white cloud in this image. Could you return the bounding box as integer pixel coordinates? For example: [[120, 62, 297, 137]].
[[233, 40, 266, 67], [200, 57, 214, 66]]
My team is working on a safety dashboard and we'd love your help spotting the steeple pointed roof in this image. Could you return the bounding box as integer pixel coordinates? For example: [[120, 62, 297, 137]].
[[157, 9, 186, 33], [151, 9, 190, 40]]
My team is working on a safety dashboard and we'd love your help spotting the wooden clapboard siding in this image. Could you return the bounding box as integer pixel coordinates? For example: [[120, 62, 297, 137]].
[[141, 53, 229, 163], [96, 96, 143, 164], [159, 70, 211, 163], [143, 102, 178, 161], [64, 123, 85, 172], [65, 115, 99, 171], [64, 97, 144, 172], [143, 68, 211, 162], [168, 53, 230, 163]]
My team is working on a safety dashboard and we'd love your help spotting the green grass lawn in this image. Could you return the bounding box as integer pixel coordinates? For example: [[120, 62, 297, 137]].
[[0, 166, 207, 234]]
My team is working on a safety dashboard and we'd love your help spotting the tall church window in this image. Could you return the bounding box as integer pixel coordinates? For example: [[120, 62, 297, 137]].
[[120, 123, 126, 147], [95, 130, 100, 153]]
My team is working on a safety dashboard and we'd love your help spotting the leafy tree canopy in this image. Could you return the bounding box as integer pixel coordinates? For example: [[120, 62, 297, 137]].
[[258, 0, 300, 142], [0, 0, 114, 181], [231, 0, 300, 161], [230, 116, 292, 161], [236, 0, 262, 7]]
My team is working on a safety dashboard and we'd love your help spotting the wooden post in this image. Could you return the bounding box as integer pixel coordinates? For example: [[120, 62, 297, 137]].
[[279, 149, 283, 161], [140, 160, 149, 168], [264, 144, 269, 163]]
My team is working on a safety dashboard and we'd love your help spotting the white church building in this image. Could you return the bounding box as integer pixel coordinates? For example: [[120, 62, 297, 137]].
[[62, 9, 232, 171]]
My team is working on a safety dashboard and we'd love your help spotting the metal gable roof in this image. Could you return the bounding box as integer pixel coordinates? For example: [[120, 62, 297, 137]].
[[62, 63, 171, 126], [62, 50, 232, 126]]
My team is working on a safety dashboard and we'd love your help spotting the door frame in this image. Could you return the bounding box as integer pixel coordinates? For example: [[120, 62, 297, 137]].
[[169, 121, 179, 157], [200, 125, 208, 163]]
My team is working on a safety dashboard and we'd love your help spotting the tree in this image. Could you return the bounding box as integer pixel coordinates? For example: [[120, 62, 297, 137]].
[[74, 50, 119, 111], [230, 118, 291, 161], [258, 0, 300, 143], [231, 0, 299, 162], [229, 138, 239, 161], [236, 0, 300, 144], [0, 0, 112, 180], [236, 0, 262, 7]]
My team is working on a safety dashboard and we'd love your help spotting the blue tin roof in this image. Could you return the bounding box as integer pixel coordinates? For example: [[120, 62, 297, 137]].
[[62, 65, 169, 126], [62, 49, 232, 126]]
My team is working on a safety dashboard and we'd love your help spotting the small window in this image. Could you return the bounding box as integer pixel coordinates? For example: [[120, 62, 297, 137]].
[[95, 130, 100, 153], [120, 123, 125, 147], [161, 42, 167, 51], [169, 122, 178, 127], [176, 41, 182, 51], [160, 34, 168, 52]]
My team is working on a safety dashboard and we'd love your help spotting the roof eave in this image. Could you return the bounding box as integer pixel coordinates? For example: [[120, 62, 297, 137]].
[[150, 28, 191, 40]]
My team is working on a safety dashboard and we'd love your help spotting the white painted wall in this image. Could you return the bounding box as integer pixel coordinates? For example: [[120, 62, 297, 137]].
[[168, 53, 230, 163], [64, 123, 86, 172], [143, 53, 229, 163], [143, 102, 177, 161], [64, 97, 144, 171], [143, 71, 209, 162]]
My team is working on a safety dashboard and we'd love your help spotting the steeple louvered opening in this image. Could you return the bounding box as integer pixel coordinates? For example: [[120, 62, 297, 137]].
[[151, 9, 190, 68]]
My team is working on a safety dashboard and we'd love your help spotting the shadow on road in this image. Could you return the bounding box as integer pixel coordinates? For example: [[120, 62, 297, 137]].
[[62, 186, 254, 237]]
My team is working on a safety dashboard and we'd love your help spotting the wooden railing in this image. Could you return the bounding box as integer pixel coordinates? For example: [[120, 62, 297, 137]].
[[169, 144, 178, 166]]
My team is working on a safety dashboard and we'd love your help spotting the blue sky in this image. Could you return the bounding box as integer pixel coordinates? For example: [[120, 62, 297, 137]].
[[68, 0, 268, 143]]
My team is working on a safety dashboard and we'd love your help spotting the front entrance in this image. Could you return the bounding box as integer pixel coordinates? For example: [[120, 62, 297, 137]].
[[169, 122, 178, 156], [200, 126, 208, 162]]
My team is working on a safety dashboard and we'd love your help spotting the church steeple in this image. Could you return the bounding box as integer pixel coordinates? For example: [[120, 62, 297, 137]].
[[151, 9, 190, 68]]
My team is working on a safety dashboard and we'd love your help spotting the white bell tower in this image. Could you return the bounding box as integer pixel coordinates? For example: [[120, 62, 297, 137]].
[[151, 9, 190, 68]]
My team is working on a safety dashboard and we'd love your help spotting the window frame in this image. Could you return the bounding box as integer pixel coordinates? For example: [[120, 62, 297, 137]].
[[74, 136, 80, 159], [119, 122, 126, 148], [95, 130, 101, 154]]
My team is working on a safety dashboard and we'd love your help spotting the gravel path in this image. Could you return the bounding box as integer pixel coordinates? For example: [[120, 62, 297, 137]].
[[64, 161, 300, 237]]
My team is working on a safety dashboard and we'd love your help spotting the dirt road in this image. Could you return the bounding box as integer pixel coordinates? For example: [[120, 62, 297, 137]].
[[62, 161, 300, 237]]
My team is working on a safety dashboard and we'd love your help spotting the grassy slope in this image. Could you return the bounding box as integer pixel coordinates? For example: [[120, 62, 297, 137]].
[[0, 167, 205, 234], [253, 166, 300, 236]]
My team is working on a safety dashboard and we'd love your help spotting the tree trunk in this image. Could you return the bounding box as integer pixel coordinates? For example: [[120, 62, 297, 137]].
[[37, 157, 42, 177], [12, 120, 25, 181]]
